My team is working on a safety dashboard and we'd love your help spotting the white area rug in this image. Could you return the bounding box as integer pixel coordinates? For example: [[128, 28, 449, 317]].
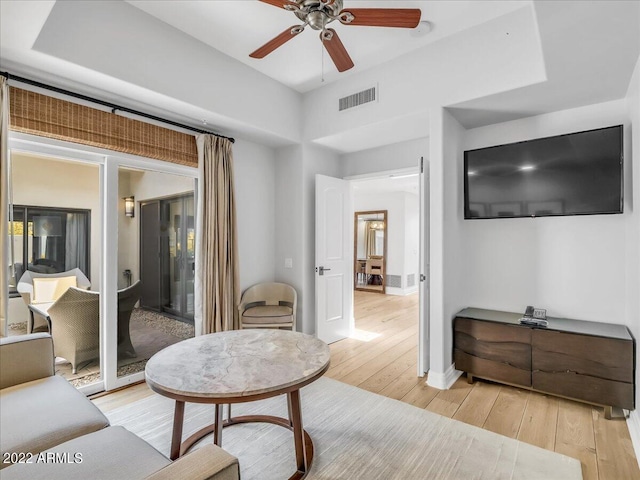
[[105, 378, 582, 479]]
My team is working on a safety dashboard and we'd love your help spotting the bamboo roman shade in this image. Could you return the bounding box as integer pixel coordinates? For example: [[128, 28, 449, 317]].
[[9, 87, 197, 166]]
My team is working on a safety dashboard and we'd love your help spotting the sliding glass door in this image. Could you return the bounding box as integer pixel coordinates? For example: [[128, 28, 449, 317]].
[[161, 195, 195, 320], [7, 149, 102, 392], [117, 167, 195, 381], [8, 135, 199, 392], [140, 194, 195, 321]]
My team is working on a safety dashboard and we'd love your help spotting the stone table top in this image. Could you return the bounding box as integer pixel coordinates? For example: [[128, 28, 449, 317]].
[[145, 329, 330, 401]]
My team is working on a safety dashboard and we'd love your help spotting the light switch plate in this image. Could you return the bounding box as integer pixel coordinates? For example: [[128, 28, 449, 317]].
[[285, 258, 293, 269]]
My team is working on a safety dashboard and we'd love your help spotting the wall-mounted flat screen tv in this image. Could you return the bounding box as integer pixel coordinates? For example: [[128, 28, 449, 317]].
[[464, 125, 623, 219]]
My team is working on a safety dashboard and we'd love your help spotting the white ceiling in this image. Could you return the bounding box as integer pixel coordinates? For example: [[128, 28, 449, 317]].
[[0, 1, 638, 152], [126, 0, 526, 93]]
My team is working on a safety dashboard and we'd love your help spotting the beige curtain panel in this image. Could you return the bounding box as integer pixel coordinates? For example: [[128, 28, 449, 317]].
[[364, 221, 376, 259], [0, 77, 9, 337], [196, 134, 240, 334], [9, 87, 197, 166]]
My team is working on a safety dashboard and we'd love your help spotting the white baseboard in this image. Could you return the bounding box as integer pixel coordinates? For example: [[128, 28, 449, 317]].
[[385, 286, 419, 296], [426, 363, 462, 390], [627, 410, 640, 470]]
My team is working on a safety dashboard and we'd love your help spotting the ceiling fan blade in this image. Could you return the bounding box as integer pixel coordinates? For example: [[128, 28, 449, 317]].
[[250, 26, 302, 59], [321, 29, 354, 73], [258, 0, 298, 9], [339, 8, 421, 28]]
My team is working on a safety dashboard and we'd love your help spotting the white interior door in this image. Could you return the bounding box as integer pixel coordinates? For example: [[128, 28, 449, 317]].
[[315, 174, 353, 344], [418, 157, 430, 376]]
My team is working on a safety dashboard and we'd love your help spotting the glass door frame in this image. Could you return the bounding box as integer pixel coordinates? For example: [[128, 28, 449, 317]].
[[159, 194, 195, 321], [8, 132, 199, 393]]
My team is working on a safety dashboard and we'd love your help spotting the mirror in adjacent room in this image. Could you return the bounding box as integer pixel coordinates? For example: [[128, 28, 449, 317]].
[[354, 210, 387, 293]]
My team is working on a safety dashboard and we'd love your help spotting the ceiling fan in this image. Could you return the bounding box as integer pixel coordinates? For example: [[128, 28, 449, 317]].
[[250, 0, 422, 72]]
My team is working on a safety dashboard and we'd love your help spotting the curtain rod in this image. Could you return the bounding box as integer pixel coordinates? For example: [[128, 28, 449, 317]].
[[0, 71, 235, 143]]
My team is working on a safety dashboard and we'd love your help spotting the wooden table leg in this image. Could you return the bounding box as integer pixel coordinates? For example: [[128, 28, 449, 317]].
[[214, 403, 224, 446], [288, 389, 306, 474], [170, 400, 185, 460], [287, 393, 294, 427], [604, 405, 613, 420]]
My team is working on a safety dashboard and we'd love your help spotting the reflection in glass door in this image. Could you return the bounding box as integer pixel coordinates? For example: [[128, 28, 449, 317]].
[[8, 152, 101, 391], [118, 167, 195, 380], [161, 195, 195, 320], [140, 193, 194, 322]]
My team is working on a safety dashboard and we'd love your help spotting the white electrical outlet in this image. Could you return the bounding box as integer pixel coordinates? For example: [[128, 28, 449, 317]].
[[285, 258, 293, 269]]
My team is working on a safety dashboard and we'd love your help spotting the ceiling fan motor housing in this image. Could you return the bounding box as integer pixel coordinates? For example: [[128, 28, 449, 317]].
[[294, 0, 344, 30]]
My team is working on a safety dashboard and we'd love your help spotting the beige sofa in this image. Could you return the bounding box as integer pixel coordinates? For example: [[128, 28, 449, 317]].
[[0, 334, 240, 480]]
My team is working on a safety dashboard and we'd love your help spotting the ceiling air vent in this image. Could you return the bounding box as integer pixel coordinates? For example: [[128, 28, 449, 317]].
[[339, 86, 377, 112]]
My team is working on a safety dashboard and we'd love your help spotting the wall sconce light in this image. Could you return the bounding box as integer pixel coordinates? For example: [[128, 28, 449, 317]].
[[124, 196, 135, 218]]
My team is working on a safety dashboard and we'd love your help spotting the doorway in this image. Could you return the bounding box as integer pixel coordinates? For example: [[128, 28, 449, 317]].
[[140, 193, 195, 322], [346, 170, 423, 375]]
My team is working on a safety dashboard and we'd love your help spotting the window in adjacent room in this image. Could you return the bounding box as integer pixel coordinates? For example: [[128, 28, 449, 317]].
[[8, 206, 90, 296]]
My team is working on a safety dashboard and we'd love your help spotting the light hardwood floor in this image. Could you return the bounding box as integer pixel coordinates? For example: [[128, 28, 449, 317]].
[[327, 291, 640, 480], [92, 291, 640, 480]]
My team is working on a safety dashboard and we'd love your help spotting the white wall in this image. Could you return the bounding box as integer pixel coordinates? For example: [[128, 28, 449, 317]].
[[341, 137, 427, 178], [274, 145, 304, 327], [462, 99, 630, 323], [304, 6, 544, 147], [233, 139, 277, 290], [624, 55, 640, 425], [404, 193, 420, 292], [118, 169, 194, 290], [428, 107, 467, 384]]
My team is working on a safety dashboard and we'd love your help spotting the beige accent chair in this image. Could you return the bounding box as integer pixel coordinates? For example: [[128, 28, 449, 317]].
[[0, 334, 240, 479], [238, 282, 297, 330], [118, 280, 141, 358], [48, 287, 100, 374], [17, 269, 91, 333], [365, 258, 384, 285]]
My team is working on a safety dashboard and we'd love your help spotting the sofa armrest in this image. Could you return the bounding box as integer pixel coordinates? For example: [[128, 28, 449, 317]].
[[0, 333, 54, 390], [146, 445, 240, 480]]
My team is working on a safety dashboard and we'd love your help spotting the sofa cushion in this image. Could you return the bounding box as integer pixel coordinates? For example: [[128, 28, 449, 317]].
[[0, 334, 54, 390], [0, 375, 109, 468], [1, 426, 171, 480], [242, 305, 293, 324]]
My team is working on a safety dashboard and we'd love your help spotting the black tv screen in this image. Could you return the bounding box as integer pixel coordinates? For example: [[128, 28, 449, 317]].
[[464, 125, 623, 219]]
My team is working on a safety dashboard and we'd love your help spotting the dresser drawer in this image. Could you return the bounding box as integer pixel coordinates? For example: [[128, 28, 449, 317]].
[[532, 329, 634, 409], [454, 318, 532, 387], [532, 371, 634, 410], [455, 349, 531, 386], [532, 329, 633, 383]]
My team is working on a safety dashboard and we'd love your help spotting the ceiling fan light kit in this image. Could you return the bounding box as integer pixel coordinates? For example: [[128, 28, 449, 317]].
[[251, 0, 422, 72]]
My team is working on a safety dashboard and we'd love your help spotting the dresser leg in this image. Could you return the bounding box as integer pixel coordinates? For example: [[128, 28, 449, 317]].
[[467, 374, 474, 384], [604, 406, 612, 420]]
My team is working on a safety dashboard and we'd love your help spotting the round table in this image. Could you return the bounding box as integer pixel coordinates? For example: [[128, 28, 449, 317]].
[[145, 329, 330, 480]]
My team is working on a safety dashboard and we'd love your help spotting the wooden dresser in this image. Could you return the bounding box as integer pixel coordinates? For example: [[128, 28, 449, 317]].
[[453, 308, 635, 418]]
